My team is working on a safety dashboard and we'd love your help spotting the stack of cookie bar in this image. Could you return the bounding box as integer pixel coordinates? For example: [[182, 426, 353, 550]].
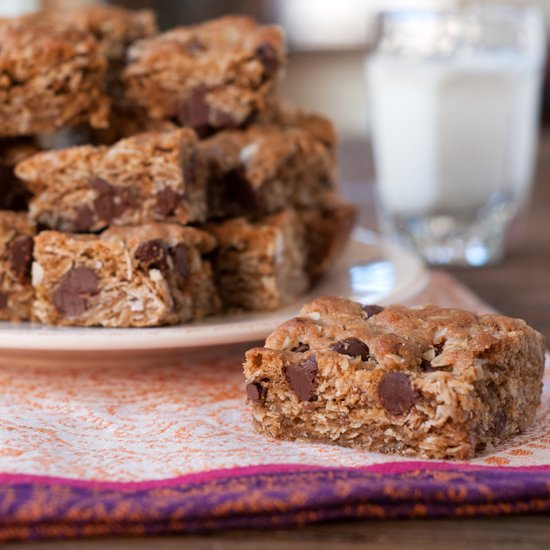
[[0, 7, 355, 327]]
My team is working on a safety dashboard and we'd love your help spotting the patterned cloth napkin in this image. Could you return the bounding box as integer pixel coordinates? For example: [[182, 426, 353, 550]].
[[0, 272, 548, 541]]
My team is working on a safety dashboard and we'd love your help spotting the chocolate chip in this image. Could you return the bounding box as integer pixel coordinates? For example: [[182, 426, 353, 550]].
[[255, 43, 279, 78], [363, 304, 384, 318], [420, 359, 436, 372], [169, 244, 189, 279], [284, 355, 318, 401], [8, 235, 33, 280], [224, 168, 259, 215], [246, 382, 265, 402], [0, 292, 7, 309], [53, 267, 99, 317], [73, 204, 94, 232], [176, 87, 211, 133], [331, 337, 370, 361], [378, 372, 416, 416], [434, 342, 445, 356], [291, 342, 310, 353], [134, 239, 169, 273], [155, 188, 182, 217], [90, 177, 136, 223]]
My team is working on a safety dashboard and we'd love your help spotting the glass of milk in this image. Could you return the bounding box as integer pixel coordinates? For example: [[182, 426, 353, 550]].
[[366, 4, 545, 266]]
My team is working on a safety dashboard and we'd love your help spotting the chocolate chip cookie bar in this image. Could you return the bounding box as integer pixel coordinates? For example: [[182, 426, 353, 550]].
[[0, 211, 35, 321], [202, 113, 336, 220], [206, 209, 309, 311], [244, 297, 546, 459], [32, 224, 220, 327], [16, 129, 206, 232], [0, 17, 109, 136], [123, 16, 285, 135]]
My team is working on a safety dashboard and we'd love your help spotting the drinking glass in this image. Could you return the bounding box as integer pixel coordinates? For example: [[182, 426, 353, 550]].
[[366, 4, 545, 266]]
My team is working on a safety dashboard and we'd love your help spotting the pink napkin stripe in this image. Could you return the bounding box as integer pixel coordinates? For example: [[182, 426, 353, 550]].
[[1, 460, 549, 490]]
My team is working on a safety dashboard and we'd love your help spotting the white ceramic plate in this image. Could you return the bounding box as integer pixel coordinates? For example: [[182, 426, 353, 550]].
[[0, 228, 427, 352]]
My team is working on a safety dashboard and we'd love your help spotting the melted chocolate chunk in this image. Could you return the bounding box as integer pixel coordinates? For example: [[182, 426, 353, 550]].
[[134, 239, 169, 273], [156, 188, 182, 217], [284, 355, 318, 401], [331, 337, 369, 361], [169, 244, 190, 279], [176, 87, 211, 134], [246, 382, 265, 402], [90, 177, 136, 223], [255, 43, 280, 78], [362, 304, 384, 318], [224, 168, 259, 215], [420, 359, 436, 372], [0, 292, 7, 309], [8, 235, 33, 280], [378, 372, 416, 416], [73, 204, 94, 232], [53, 267, 99, 317], [291, 342, 310, 353]]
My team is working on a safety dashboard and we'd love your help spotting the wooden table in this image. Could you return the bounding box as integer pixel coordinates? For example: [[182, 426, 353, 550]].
[[8, 136, 550, 549]]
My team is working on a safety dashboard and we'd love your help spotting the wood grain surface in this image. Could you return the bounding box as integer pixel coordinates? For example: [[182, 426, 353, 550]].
[[7, 135, 550, 548]]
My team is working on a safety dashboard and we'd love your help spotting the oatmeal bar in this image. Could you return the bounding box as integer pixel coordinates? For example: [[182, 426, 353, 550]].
[[205, 210, 309, 311], [32, 224, 220, 327], [0, 211, 35, 321], [0, 17, 109, 136], [202, 114, 337, 220], [123, 16, 285, 135], [16, 129, 206, 232], [0, 138, 39, 210], [244, 297, 546, 459]]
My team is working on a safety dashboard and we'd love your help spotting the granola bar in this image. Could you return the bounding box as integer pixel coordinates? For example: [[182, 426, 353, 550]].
[[202, 112, 337, 220], [244, 297, 546, 459], [123, 16, 285, 135], [0, 211, 35, 321], [32, 224, 220, 327], [0, 17, 109, 136], [205, 209, 309, 311], [15, 129, 206, 232]]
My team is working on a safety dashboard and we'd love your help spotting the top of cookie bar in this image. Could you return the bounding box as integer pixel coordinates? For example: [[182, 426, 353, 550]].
[[123, 16, 285, 130], [265, 296, 546, 374], [126, 15, 284, 74], [0, 17, 104, 81], [59, 6, 158, 62]]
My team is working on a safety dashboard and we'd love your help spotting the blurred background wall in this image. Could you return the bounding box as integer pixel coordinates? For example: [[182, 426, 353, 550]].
[[4, 0, 549, 137]]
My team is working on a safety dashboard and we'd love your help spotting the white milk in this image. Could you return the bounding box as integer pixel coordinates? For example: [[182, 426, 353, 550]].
[[366, 53, 542, 217]]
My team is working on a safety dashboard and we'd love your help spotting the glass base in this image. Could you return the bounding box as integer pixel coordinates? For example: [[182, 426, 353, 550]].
[[380, 193, 518, 267]]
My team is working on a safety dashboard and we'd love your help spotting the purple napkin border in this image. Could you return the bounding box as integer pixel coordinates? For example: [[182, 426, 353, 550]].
[[0, 461, 549, 541]]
